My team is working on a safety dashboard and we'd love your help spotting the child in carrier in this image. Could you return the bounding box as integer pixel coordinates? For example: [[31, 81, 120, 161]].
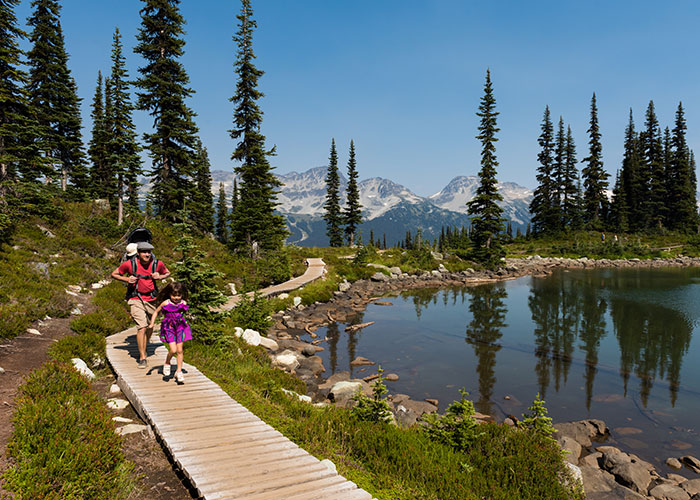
[[148, 282, 192, 383]]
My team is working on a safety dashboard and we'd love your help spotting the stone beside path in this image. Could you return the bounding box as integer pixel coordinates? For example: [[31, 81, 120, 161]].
[[106, 256, 374, 500]]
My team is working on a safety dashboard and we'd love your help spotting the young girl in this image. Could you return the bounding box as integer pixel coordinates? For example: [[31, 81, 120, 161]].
[[149, 282, 192, 383]]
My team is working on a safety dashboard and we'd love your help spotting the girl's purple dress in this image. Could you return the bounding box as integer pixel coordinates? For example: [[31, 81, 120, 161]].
[[159, 302, 192, 344]]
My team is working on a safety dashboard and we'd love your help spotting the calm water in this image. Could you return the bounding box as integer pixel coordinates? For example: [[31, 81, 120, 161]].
[[308, 267, 700, 468]]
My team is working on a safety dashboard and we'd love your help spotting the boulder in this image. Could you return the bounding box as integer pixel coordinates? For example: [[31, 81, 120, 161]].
[[580, 452, 603, 468], [71, 358, 95, 380], [566, 462, 584, 488], [682, 479, 700, 497], [318, 371, 350, 390], [27, 328, 41, 335], [667, 458, 684, 469], [350, 356, 375, 366], [298, 355, 325, 376], [329, 381, 363, 407], [272, 350, 300, 372], [682, 456, 700, 474], [116, 424, 150, 436], [394, 404, 420, 427], [579, 465, 647, 499], [242, 329, 261, 346], [338, 280, 351, 292], [259, 337, 279, 351], [293, 296, 302, 307], [648, 483, 690, 500], [370, 272, 390, 282], [106, 398, 130, 410], [609, 462, 653, 495], [384, 373, 399, 382], [559, 435, 583, 464]]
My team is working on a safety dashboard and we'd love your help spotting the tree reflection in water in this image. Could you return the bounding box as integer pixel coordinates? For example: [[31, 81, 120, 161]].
[[465, 282, 507, 416]]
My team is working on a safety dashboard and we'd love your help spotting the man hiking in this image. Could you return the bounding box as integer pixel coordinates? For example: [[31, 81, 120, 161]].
[[111, 241, 170, 368]]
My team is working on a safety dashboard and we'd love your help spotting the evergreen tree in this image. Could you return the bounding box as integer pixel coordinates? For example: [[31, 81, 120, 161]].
[[562, 125, 582, 229], [229, 178, 238, 238], [641, 101, 666, 230], [228, 0, 287, 251], [107, 27, 142, 221], [0, 0, 38, 187], [467, 70, 505, 267], [191, 139, 214, 233], [87, 71, 110, 198], [343, 139, 362, 246], [323, 138, 343, 247], [553, 116, 566, 230], [668, 102, 697, 231], [215, 182, 228, 242], [610, 170, 629, 232], [581, 93, 609, 228], [529, 106, 557, 235], [620, 109, 645, 231], [26, 0, 86, 194], [134, 0, 198, 219]]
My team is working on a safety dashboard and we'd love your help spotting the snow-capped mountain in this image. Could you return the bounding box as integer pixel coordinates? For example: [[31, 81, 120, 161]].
[[165, 167, 534, 245], [428, 176, 533, 225]]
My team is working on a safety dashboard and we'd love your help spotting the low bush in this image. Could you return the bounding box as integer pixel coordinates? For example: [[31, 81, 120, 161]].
[[48, 331, 106, 367], [422, 388, 484, 451], [351, 366, 392, 423], [2, 362, 133, 499], [227, 292, 272, 333]]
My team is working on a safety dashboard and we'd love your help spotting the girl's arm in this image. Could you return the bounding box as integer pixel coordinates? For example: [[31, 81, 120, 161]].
[[148, 303, 164, 329]]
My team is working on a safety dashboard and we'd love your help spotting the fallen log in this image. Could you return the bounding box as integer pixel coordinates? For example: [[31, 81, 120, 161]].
[[345, 321, 375, 333]]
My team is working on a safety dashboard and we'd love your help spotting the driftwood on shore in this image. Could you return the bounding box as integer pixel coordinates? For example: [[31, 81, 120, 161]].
[[345, 321, 375, 332]]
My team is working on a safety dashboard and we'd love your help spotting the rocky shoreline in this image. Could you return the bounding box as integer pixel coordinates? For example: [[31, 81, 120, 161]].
[[240, 255, 700, 499]]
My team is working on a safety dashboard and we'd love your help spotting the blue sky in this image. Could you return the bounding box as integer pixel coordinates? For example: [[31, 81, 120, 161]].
[[13, 0, 700, 195]]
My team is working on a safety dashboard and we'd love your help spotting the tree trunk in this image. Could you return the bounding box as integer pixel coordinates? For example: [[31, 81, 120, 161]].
[[61, 167, 67, 191], [118, 196, 123, 226]]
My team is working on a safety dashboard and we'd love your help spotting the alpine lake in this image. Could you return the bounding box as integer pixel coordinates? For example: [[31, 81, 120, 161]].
[[304, 267, 700, 468]]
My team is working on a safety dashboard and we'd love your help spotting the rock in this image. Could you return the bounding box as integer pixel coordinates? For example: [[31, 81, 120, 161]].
[[241, 329, 261, 346], [566, 462, 584, 487], [293, 296, 302, 307], [320, 459, 337, 474], [272, 350, 300, 371], [71, 358, 95, 380], [233, 326, 244, 337], [338, 280, 351, 292], [555, 419, 608, 448], [430, 251, 443, 260], [281, 388, 312, 403], [384, 373, 399, 382], [109, 384, 121, 394], [394, 404, 420, 427], [259, 337, 279, 351], [389, 267, 402, 276], [649, 483, 690, 500], [682, 457, 700, 474], [580, 452, 602, 468], [370, 272, 390, 282], [0, 367, 5, 374], [667, 458, 684, 469], [614, 427, 644, 436], [302, 345, 317, 357], [37, 224, 55, 238], [503, 417, 515, 426], [298, 356, 325, 376], [106, 398, 130, 410], [70, 307, 82, 316], [318, 371, 351, 390], [27, 328, 41, 335], [579, 465, 647, 499], [350, 356, 375, 367], [668, 474, 687, 485], [329, 381, 363, 406], [112, 416, 133, 423], [609, 462, 653, 495], [228, 283, 237, 295], [559, 436, 583, 464], [682, 480, 700, 496], [397, 398, 437, 416], [116, 424, 149, 436], [30, 262, 49, 277], [66, 284, 81, 293], [425, 398, 438, 407]]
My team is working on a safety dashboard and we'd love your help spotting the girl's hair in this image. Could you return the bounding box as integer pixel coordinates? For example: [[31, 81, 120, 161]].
[[155, 281, 189, 306]]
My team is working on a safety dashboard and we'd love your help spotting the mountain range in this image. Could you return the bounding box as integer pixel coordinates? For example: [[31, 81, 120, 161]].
[[210, 167, 533, 246]]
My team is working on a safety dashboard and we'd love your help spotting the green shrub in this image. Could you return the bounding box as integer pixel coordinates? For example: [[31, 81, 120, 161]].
[[353, 245, 377, 266], [228, 292, 272, 332], [2, 362, 133, 499], [351, 366, 392, 423], [255, 249, 292, 287], [422, 388, 484, 451], [78, 215, 122, 239], [521, 393, 555, 439], [49, 332, 106, 366]]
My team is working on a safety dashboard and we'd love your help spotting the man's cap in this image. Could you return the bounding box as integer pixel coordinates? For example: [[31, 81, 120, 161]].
[[137, 241, 154, 251], [125, 243, 138, 257]]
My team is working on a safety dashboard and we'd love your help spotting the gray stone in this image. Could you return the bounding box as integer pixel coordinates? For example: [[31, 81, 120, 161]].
[[106, 398, 130, 410], [599, 446, 632, 470], [37, 224, 55, 238], [667, 458, 684, 469], [109, 384, 121, 394], [272, 350, 300, 371], [242, 328, 261, 346], [302, 345, 317, 356], [394, 404, 420, 427], [580, 452, 603, 468], [559, 435, 583, 464], [329, 381, 363, 407], [116, 424, 149, 436], [112, 416, 133, 423], [384, 373, 399, 382], [609, 462, 653, 495], [0, 367, 4, 375], [30, 262, 49, 277], [649, 483, 690, 500], [338, 280, 351, 292], [259, 337, 279, 351], [71, 358, 95, 380], [370, 272, 390, 282], [350, 356, 375, 366], [27, 328, 41, 335], [566, 462, 584, 488], [682, 457, 700, 474], [681, 479, 700, 496], [579, 465, 647, 499]]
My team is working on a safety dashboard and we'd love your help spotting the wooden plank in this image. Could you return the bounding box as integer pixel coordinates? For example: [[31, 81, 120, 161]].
[[198, 468, 337, 499]]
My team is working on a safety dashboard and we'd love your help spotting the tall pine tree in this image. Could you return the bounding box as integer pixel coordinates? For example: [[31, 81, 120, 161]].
[[134, 0, 198, 219], [215, 182, 228, 242], [107, 27, 142, 223], [620, 109, 645, 231], [323, 138, 343, 247], [191, 139, 214, 233], [343, 139, 362, 246], [562, 125, 582, 229], [0, 0, 38, 187], [667, 102, 697, 231], [88, 71, 111, 199], [530, 106, 557, 235], [467, 70, 505, 267], [26, 0, 86, 196], [229, 0, 286, 251], [581, 93, 609, 228], [641, 100, 666, 230]]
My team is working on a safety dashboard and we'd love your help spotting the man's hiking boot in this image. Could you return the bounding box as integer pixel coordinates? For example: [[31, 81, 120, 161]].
[[138, 359, 148, 369]]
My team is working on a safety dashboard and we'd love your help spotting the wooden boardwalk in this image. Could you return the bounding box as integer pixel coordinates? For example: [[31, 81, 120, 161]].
[[106, 258, 373, 500]]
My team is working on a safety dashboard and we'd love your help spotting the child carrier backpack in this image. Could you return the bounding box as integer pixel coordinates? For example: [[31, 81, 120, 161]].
[[122, 227, 159, 300]]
